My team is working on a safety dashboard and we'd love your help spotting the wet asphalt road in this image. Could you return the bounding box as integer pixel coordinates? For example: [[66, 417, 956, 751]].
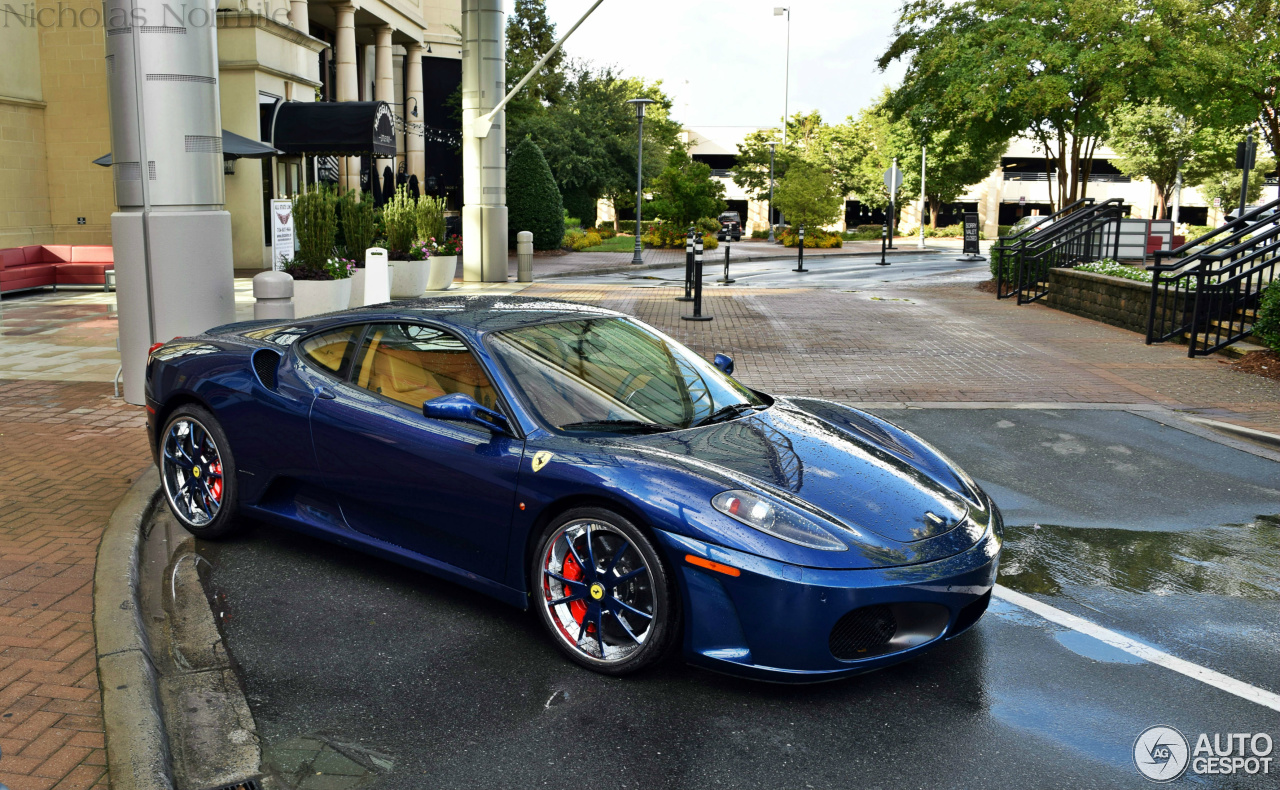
[[199, 407, 1280, 790]]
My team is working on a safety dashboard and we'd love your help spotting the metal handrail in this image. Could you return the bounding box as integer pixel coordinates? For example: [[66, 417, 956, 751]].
[[1150, 198, 1280, 270], [992, 198, 1097, 299], [1010, 199, 1125, 304]]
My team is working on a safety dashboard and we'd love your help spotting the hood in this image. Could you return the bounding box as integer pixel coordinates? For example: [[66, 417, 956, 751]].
[[632, 399, 981, 547]]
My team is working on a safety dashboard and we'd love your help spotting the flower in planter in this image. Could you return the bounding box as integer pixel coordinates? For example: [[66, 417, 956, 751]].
[[406, 241, 433, 262], [431, 235, 463, 257]]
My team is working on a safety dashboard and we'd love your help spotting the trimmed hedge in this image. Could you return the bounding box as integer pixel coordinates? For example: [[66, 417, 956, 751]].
[[780, 228, 841, 248], [1257, 280, 1280, 351], [508, 139, 564, 250]]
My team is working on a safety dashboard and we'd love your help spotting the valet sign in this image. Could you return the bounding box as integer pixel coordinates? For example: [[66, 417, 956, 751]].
[[270, 199, 295, 272], [1134, 726, 1273, 782]]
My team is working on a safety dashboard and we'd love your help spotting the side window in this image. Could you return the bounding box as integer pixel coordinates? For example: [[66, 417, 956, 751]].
[[353, 323, 497, 412], [299, 325, 362, 379]]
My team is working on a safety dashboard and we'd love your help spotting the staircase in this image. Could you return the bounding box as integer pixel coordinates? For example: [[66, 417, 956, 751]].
[[993, 198, 1126, 304], [1146, 199, 1280, 357]]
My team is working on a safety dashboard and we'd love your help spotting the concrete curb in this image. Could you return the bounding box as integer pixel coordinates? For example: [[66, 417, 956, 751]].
[[536, 246, 937, 280], [1183, 415, 1280, 450], [94, 466, 172, 790]]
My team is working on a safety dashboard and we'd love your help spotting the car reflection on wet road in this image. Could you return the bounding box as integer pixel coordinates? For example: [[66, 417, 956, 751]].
[[199, 407, 1280, 789]]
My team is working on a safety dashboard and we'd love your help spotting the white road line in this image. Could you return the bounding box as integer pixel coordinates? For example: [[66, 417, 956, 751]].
[[993, 584, 1280, 713]]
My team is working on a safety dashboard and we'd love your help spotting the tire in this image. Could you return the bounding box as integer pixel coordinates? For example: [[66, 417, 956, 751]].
[[531, 507, 680, 675], [158, 404, 241, 539]]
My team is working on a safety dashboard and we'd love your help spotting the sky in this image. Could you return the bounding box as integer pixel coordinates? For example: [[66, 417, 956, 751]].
[[542, 0, 907, 130]]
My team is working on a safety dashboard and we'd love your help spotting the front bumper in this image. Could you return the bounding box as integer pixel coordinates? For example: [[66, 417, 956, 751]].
[[655, 519, 1001, 683]]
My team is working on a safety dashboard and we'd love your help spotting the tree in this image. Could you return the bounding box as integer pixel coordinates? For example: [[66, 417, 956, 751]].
[[908, 126, 1007, 226], [772, 163, 843, 230], [845, 101, 918, 214], [507, 138, 564, 250], [506, 0, 564, 104], [1106, 102, 1238, 218], [733, 112, 866, 203], [648, 149, 726, 227], [880, 0, 1182, 209], [1198, 156, 1274, 217]]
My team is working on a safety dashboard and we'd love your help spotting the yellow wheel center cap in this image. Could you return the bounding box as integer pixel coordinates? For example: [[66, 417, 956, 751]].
[[192, 466, 201, 478], [589, 583, 604, 600]]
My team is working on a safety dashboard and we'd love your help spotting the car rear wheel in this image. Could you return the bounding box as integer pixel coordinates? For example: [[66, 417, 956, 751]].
[[159, 405, 240, 538], [532, 507, 678, 675]]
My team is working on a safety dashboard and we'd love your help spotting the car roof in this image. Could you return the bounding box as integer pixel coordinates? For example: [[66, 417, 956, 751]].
[[325, 294, 624, 334]]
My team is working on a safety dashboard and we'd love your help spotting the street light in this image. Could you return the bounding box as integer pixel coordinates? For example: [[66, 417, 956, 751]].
[[768, 141, 777, 243], [773, 7, 790, 146], [626, 97, 656, 265]]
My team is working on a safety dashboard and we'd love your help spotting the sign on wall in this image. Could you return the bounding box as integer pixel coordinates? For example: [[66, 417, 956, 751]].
[[270, 199, 295, 272]]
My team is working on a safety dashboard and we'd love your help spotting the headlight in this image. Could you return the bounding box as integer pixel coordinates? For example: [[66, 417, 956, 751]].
[[711, 490, 847, 552]]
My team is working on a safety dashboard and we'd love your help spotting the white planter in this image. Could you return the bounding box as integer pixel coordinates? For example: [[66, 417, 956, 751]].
[[389, 259, 428, 298], [293, 278, 352, 318], [348, 268, 366, 308], [425, 255, 457, 290]]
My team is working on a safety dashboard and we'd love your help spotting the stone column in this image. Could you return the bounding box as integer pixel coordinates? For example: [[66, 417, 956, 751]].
[[461, 0, 507, 282], [405, 43, 425, 189], [288, 0, 308, 32], [335, 3, 359, 192], [373, 26, 395, 196]]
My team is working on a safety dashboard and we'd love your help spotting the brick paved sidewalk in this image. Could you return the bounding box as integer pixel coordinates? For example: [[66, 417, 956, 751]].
[[0, 381, 148, 790], [519, 280, 1280, 434]]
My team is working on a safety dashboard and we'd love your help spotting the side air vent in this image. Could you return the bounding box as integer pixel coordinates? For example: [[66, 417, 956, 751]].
[[252, 349, 281, 390]]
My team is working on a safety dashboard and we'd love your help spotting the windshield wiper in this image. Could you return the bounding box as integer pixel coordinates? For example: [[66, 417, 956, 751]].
[[694, 402, 761, 428], [559, 419, 675, 434]]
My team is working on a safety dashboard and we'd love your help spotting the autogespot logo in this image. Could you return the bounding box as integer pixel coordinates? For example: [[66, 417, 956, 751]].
[[1134, 726, 1275, 782], [1134, 726, 1190, 782]]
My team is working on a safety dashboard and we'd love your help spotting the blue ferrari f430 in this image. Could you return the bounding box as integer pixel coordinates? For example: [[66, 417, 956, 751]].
[[146, 295, 1001, 682]]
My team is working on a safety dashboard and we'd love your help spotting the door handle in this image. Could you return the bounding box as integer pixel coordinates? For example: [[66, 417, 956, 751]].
[[314, 386, 337, 400]]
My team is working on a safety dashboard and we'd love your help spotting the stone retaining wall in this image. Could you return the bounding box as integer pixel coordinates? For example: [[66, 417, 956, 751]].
[[1044, 268, 1153, 335]]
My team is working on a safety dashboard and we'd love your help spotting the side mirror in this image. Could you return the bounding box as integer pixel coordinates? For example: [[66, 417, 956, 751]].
[[713, 353, 735, 376], [423, 392, 510, 433]]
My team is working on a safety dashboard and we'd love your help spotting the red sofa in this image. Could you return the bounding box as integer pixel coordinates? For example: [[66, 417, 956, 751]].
[[0, 245, 114, 294]]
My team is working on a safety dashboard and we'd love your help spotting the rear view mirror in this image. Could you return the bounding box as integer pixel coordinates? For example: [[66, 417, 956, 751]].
[[423, 392, 510, 433], [713, 353, 735, 376]]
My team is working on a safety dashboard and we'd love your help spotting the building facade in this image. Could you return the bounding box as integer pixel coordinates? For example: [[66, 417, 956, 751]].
[[1, 0, 463, 269]]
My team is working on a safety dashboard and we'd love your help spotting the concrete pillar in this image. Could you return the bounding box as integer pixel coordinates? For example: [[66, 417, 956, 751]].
[[461, 0, 508, 283], [374, 26, 394, 102], [335, 3, 359, 193], [405, 43, 425, 188], [288, 0, 308, 31]]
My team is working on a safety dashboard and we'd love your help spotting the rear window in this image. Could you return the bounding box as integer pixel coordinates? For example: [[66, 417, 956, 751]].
[[298, 325, 363, 379]]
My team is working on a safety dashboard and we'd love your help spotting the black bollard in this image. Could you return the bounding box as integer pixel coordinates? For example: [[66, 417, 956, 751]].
[[676, 225, 694, 302], [877, 223, 890, 266], [793, 225, 807, 272], [682, 236, 713, 322], [719, 239, 735, 284]]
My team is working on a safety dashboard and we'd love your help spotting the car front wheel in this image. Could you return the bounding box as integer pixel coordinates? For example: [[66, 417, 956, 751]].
[[532, 507, 679, 675], [159, 404, 241, 538]]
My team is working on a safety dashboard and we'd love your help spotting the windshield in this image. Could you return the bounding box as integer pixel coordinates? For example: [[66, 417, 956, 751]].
[[487, 317, 766, 434]]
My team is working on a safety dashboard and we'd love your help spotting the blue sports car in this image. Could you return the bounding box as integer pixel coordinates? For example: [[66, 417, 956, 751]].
[[146, 295, 1001, 682]]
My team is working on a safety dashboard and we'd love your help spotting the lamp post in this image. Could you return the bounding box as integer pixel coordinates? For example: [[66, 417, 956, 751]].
[[768, 141, 777, 243], [918, 142, 927, 250], [627, 97, 655, 265], [773, 7, 790, 145]]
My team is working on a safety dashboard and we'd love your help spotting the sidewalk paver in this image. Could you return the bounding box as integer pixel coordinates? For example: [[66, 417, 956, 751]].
[[0, 380, 148, 790]]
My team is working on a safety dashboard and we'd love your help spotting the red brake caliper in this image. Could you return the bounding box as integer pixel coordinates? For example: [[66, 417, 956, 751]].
[[561, 549, 589, 628], [209, 461, 223, 502]]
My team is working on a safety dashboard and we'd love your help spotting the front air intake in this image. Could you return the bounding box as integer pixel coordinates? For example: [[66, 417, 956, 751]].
[[252, 349, 281, 390], [829, 602, 950, 661]]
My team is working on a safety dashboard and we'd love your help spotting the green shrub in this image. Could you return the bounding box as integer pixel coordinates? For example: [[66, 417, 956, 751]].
[[751, 229, 771, 239], [508, 139, 564, 250], [856, 224, 883, 234], [989, 245, 1016, 282], [696, 217, 720, 234], [564, 210, 581, 232], [338, 189, 378, 261], [562, 228, 585, 250], [578, 232, 602, 251], [1182, 225, 1215, 242], [616, 220, 657, 234], [562, 189, 597, 230], [292, 185, 339, 265], [381, 185, 417, 258], [1255, 280, 1280, 351], [780, 227, 842, 248], [997, 225, 1015, 238], [641, 225, 718, 249], [594, 226, 617, 239], [414, 195, 447, 246]]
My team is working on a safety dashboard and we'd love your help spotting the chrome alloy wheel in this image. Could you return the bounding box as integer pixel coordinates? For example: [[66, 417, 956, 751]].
[[541, 520, 658, 664], [161, 416, 224, 527]]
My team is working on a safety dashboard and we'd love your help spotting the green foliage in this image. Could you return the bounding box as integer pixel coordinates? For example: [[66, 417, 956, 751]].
[[563, 230, 602, 251], [282, 254, 353, 281], [506, 0, 564, 103], [508, 138, 565, 250], [615, 220, 655, 234], [1107, 102, 1239, 216], [695, 217, 720, 234], [581, 234, 634, 252], [780, 228, 842, 248], [640, 225, 719, 250], [338, 190, 378, 261], [1255, 281, 1280, 351], [843, 228, 882, 241], [563, 189, 597, 230], [414, 195, 447, 246], [293, 185, 340, 266], [381, 185, 418, 258], [1198, 156, 1275, 215], [648, 149, 727, 228], [772, 163, 842, 231], [880, 0, 1181, 209], [998, 225, 1015, 237], [593, 226, 617, 239]]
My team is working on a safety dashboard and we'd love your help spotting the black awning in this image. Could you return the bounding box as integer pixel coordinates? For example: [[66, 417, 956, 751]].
[[92, 129, 281, 166], [271, 100, 397, 157]]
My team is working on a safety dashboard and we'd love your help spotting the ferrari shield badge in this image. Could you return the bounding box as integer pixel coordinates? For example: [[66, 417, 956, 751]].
[[531, 451, 554, 472]]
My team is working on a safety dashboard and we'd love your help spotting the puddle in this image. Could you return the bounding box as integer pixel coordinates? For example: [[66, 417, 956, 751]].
[[263, 735, 394, 790], [998, 516, 1280, 600]]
